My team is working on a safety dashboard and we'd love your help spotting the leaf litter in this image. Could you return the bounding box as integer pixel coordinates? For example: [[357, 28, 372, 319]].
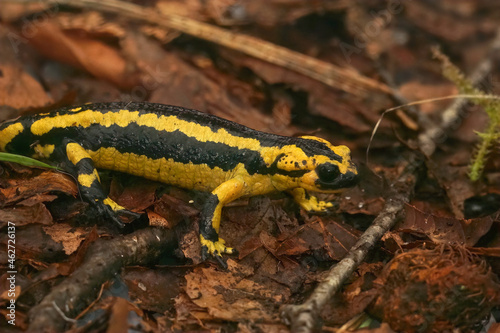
[[1, 1, 500, 332]]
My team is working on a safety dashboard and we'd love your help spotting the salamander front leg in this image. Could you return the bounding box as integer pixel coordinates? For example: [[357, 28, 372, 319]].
[[199, 177, 245, 267], [289, 188, 334, 213], [62, 139, 140, 227]]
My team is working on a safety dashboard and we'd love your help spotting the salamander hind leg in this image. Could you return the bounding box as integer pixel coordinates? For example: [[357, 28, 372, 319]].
[[62, 139, 140, 227]]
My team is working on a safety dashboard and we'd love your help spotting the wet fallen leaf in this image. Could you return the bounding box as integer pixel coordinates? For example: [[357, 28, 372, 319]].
[[1, 170, 77, 206], [109, 177, 157, 212], [0, 203, 53, 226], [108, 297, 141, 333], [276, 217, 360, 261], [123, 267, 184, 313], [399, 203, 493, 247], [1, 224, 65, 261]]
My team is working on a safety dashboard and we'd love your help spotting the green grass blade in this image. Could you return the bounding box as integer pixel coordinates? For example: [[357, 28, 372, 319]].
[[0, 152, 59, 170]]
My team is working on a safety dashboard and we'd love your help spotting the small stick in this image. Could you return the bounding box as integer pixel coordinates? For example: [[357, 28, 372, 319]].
[[281, 155, 419, 332], [28, 227, 175, 332], [3, 0, 391, 98]]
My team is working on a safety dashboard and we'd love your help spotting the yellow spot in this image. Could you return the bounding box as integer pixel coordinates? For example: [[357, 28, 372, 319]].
[[103, 197, 126, 212], [0, 122, 24, 151], [33, 144, 55, 158], [77, 172, 98, 188]]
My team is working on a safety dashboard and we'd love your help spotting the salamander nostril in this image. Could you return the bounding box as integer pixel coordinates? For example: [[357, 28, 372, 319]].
[[336, 171, 359, 188]]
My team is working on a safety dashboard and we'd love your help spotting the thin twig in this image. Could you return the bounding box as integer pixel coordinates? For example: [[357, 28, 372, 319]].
[[366, 94, 500, 167], [282, 27, 500, 333], [2, 0, 391, 98], [281, 155, 419, 332], [51, 301, 77, 324], [74, 282, 105, 320]]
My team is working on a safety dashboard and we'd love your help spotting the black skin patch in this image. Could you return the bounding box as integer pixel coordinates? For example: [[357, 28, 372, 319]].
[[2, 119, 37, 156], [199, 193, 220, 242]]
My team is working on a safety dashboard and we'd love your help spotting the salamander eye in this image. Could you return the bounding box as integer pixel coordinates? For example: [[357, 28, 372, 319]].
[[316, 163, 340, 183]]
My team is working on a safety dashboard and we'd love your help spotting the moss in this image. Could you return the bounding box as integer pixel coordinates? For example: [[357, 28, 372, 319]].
[[433, 48, 500, 181]]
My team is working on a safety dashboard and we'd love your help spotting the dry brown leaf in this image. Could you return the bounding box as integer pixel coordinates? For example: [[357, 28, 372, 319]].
[[17, 194, 59, 207], [108, 297, 131, 333], [154, 194, 199, 220], [109, 178, 157, 212], [221, 49, 384, 133], [0, 171, 77, 205], [0, 26, 53, 111], [146, 211, 170, 228], [42, 223, 87, 255], [57, 11, 126, 38], [0, 203, 53, 226], [276, 217, 360, 260], [405, 1, 496, 41], [184, 264, 284, 322], [123, 268, 184, 313], [120, 32, 285, 134], [67, 226, 99, 274], [398, 81, 458, 115], [23, 21, 140, 89], [429, 165, 476, 219], [179, 227, 203, 265], [398, 203, 493, 247], [242, 0, 350, 27], [238, 235, 263, 259]]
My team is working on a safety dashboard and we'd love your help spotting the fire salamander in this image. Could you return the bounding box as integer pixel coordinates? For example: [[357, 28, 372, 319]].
[[0, 102, 358, 265]]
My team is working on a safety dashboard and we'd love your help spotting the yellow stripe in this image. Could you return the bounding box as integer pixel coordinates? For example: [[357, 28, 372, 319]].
[[30, 109, 264, 152], [32, 144, 55, 158], [0, 123, 24, 151], [88, 146, 231, 192]]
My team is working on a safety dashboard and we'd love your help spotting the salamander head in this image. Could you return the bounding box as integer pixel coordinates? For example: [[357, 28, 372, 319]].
[[269, 136, 358, 192]]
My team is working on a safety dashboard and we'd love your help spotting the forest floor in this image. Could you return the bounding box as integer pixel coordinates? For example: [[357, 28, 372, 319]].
[[1, 1, 500, 332]]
